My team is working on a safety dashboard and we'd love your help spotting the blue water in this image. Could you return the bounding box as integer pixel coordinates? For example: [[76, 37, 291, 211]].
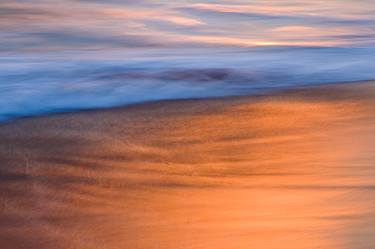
[[1, 46, 375, 122]]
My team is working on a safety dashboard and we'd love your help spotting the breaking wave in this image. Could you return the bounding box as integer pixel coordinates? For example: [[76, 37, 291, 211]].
[[1, 46, 375, 121]]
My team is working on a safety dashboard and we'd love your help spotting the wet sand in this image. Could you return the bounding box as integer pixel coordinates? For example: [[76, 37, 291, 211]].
[[1, 81, 375, 249]]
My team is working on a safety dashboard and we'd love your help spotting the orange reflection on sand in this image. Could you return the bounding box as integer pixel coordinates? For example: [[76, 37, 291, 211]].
[[0, 82, 375, 249]]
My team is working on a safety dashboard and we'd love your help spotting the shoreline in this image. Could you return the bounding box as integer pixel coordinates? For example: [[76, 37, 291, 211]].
[[1, 79, 374, 125]]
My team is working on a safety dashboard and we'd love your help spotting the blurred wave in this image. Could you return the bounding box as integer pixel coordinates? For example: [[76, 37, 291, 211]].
[[1, 46, 375, 121]]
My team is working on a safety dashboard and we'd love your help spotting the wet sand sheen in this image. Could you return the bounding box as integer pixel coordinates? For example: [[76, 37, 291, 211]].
[[1, 81, 375, 249]]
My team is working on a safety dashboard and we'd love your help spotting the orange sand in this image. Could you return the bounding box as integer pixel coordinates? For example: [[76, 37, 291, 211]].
[[1, 81, 375, 249]]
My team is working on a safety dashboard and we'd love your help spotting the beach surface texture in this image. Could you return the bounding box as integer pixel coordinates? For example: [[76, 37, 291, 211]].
[[1, 81, 375, 249]]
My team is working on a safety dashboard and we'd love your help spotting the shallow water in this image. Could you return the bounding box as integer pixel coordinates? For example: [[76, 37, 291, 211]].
[[1, 47, 375, 121], [0, 82, 374, 249]]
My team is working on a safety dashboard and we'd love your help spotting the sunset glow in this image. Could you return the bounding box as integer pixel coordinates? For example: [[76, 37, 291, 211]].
[[1, 1, 375, 249], [1, 0, 375, 51]]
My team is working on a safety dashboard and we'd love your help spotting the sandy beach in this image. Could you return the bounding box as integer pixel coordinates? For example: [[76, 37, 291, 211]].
[[1, 81, 375, 249]]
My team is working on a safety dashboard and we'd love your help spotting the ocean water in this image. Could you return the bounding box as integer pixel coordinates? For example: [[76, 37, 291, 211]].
[[1, 46, 375, 121]]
